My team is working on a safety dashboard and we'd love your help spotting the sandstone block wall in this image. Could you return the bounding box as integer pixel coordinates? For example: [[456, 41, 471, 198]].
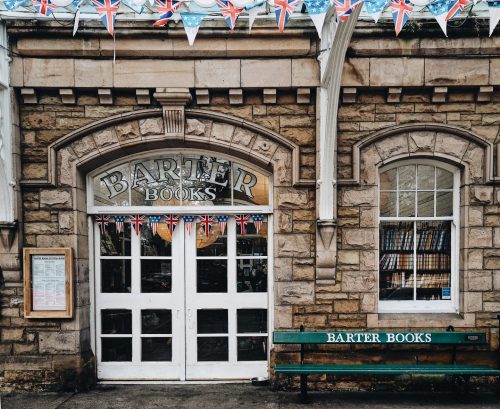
[[0, 87, 317, 390]]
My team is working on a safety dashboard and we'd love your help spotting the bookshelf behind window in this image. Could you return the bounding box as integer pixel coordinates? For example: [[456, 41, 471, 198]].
[[379, 221, 451, 301]]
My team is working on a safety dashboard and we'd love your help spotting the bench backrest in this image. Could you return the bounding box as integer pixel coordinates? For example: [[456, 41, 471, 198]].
[[273, 331, 487, 345]]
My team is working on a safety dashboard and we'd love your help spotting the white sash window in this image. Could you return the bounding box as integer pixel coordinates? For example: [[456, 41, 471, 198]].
[[378, 160, 460, 313]]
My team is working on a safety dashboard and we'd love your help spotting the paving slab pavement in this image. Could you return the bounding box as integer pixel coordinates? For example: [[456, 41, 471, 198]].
[[1, 384, 500, 409]]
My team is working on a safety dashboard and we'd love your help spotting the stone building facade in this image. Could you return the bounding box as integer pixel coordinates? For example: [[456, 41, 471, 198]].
[[0, 16, 500, 390]]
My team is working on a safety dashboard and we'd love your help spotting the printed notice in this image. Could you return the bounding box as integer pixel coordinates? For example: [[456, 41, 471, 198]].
[[31, 255, 66, 310]]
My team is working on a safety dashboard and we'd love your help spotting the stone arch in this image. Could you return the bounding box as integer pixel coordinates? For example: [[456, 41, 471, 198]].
[[336, 123, 496, 327], [47, 108, 311, 191], [342, 122, 494, 187]]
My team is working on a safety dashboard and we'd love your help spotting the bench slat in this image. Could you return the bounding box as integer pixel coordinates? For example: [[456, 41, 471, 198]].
[[275, 363, 500, 376], [273, 331, 487, 345]]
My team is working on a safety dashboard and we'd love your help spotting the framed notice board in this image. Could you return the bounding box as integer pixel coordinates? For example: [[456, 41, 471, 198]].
[[23, 248, 73, 318]]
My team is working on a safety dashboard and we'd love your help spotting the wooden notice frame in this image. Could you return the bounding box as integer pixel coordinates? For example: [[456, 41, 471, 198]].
[[23, 248, 73, 319]]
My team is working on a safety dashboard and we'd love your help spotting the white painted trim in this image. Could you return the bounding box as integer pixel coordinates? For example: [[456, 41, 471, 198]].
[[89, 217, 97, 366], [0, 22, 13, 223], [317, 7, 361, 222], [88, 206, 272, 215]]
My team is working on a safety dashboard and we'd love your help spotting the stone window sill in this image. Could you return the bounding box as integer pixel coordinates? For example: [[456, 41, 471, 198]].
[[367, 313, 475, 328]]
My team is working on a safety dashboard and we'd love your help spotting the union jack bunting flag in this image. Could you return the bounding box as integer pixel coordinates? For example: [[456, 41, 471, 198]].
[[446, 0, 470, 20], [251, 214, 265, 233], [95, 215, 110, 235], [114, 215, 126, 234], [91, 0, 120, 37], [130, 214, 146, 236], [235, 214, 250, 236], [148, 215, 162, 236], [183, 215, 195, 235], [164, 214, 179, 234], [153, 0, 183, 27], [33, 0, 57, 16], [215, 0, 244, 31], [274, 0, 301, 32], [390, 0, 412, 36], [199, 215, 215, 237], [333, 0, 363, 21], [216, 215, 229, 235]]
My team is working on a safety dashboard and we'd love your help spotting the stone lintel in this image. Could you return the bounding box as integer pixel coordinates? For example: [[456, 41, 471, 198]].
[[297, 88, 311, 104], [20, 88, 37, 104], [229, 89, 243, 105], [136, 89, 151, 105], [477, 85, 494, 102], [432, 86, 448, 103], [59, 88, 75, 104], [195, 89, 210, 105], [98, 88, 113, 105], [263, 88, 277, 104], [342, 87, 357, 104], [387, 87, 402, 103]]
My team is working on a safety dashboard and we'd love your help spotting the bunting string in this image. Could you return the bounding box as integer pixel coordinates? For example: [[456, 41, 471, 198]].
[[95, 214, 267, 236], [2, 0, 494, 43]]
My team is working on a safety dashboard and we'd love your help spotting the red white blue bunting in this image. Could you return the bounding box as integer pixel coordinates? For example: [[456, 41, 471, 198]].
[[95, 215, 110, 235], [130, 214, 146, 235], [199, 214, 215, 237], [148, 215, 162, 236], [164, 214, 179, 234], [183, 215, 196, 235], [96, 214, 267, 237], [217, 215, 229, 235], [6, 0, 500, 41]]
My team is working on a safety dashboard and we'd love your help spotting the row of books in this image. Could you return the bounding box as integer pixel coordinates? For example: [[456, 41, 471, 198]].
[[380, 253, 413, 270], [416, 254, 450, 270], [416, 224, 450, 251], [382, 272, 450, 289], [381, 226, 413, 251], [417, 273, 450, 288]]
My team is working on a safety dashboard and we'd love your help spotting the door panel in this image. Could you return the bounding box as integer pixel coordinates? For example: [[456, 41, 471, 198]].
[[95, 216, 269, 381], [185, 218, 268, 380], [96, 222, 185, 380]]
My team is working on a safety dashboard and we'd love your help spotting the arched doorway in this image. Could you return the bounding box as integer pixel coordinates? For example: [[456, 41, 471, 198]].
[[88, 150, 272, 381]]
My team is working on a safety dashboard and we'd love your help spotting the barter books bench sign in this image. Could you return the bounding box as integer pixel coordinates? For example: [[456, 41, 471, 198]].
[[273, 331, 485, 344]]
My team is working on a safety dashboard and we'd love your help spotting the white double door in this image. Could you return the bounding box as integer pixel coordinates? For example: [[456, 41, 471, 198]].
[[95, 216, 269, 381]]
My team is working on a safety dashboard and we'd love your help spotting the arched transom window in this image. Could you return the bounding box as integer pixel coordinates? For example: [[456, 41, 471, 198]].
[[88, 151, 271, 212], [378, 160, 459, 313]]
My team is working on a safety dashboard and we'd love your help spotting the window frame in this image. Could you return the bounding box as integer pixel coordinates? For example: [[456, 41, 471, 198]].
[[377, 159, 460, 314]]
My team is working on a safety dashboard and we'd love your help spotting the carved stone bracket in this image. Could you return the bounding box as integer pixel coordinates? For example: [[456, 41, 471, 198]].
[[0, 220, 17, 254], [316, 219, 337, 281], [153, 88, 192, 138]]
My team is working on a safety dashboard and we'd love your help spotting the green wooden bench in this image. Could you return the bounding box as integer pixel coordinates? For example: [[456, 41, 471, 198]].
[[274, 321, 500, 403]]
